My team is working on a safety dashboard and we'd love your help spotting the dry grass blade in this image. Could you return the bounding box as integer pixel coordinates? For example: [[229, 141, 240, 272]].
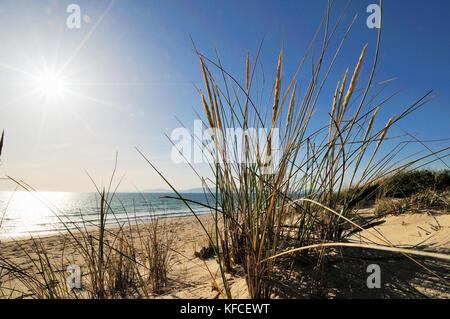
[[262, 242, 450, 263], [0, 130, 4, 158]]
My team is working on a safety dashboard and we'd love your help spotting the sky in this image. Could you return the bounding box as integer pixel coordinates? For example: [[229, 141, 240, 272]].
[[0, 0, 448, 192]]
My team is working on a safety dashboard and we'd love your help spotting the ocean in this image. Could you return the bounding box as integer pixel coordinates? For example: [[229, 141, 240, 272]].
[[0, 192, 214, 240]]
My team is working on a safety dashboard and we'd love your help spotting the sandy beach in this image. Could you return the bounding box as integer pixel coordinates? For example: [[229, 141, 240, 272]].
[[1, 0, 449, 309], [1, 209, 449, 299], [0, 215, 249, 298]]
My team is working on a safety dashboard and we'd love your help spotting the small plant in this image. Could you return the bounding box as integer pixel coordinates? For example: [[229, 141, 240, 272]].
[[374, 197, 409, 216], [194, 221, 217, 260], [409, 189, 449, 212], [139, 218, 174, 295], [0, 238, 75, 299], [374, 188, 449, 217], [105, 231, 138, 297]]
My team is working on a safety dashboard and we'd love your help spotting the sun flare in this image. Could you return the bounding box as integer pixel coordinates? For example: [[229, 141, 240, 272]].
[[33, 71, 67, 98]]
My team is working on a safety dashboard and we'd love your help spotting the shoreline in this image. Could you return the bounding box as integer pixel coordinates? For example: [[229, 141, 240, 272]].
[[0, 211, 211, 243]]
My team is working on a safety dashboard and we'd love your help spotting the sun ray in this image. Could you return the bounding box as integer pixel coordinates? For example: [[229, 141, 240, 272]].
[[2, 90, 37, 108], [34, 96, 50, 161], [0, 63, 37, 79], [64, 87, 123, 109]]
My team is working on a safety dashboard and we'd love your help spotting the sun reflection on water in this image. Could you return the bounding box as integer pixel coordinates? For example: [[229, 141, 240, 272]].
[[0, 191, 212, 240], [0, 192, 75, 239]]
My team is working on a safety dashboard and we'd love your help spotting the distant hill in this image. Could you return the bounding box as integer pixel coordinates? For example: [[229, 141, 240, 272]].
[[142, 188, 174, 193], [183, 187, 205, 193], [143, 187, 215, 193]]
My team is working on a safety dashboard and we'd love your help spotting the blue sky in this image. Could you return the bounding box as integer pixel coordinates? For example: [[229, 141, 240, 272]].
[[0, 0, 448, 191]]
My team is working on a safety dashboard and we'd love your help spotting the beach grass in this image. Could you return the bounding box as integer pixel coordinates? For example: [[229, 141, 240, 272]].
[[138, 0, 449, 298], [1, 0, 449, 299], [0, 166, 177, 298]]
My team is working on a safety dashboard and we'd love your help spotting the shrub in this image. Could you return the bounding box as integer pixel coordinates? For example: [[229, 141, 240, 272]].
[[374, 198, 410, 216], [409, 189, 449, 212], [379, 170, 450, 198]]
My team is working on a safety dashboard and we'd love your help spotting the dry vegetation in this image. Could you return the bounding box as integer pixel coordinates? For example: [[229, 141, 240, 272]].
[[374, 171, 450, 216], [138, 2, 448, 299], [0, 182, 177, 299], [1, 2, 449, 299]]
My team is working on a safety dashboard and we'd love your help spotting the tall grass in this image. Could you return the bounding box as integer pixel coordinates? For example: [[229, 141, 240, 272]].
[[0, 130, 4, 160], [1, 1, 449, 300], [0, 168, 176, 298], [139, 0, 449, 298]]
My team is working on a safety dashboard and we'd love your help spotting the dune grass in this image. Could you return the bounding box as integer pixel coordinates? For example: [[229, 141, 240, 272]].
[[374, 189, 449, 217], [138, 0, 449, 298], [0, 169, 176, 299], [1, 1, 449, 299]]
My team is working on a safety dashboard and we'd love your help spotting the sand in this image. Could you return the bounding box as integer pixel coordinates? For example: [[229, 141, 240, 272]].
[[0, 215, 249, 299], [0, 209, 448, 299]]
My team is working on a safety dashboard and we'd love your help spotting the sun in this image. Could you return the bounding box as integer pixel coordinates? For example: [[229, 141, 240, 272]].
[[33, 71, 67, 98]]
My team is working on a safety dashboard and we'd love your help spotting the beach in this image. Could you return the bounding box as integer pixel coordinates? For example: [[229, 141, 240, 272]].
[[1, 209, 448, 299], [0, 214, 248, 298]]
